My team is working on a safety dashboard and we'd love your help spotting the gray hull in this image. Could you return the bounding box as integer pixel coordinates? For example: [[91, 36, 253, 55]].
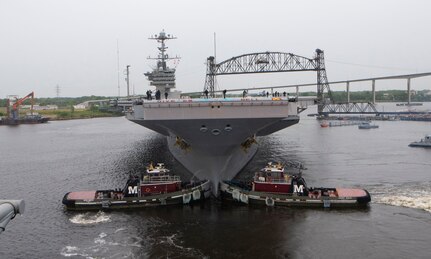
[[127, 98, 299, 195], [167, 134, 258, 194], [409, 142, 431, 148]]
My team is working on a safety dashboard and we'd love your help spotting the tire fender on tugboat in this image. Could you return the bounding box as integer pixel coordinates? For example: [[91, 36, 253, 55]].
[[192, 189, 201, 200], [102, 200, 111, 208], [240, 193, 249, 204], [183, 193, 192, 204], [265, 197, 275, 207], [232, 189, 240, 201]]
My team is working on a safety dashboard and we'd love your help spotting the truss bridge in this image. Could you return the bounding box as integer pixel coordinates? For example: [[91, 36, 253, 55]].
[[203, 51, 431, 115], [204, 49, 331, 114]]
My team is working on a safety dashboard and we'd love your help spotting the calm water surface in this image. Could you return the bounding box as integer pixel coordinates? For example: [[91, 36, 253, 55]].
[[1, 105, 430, 258]]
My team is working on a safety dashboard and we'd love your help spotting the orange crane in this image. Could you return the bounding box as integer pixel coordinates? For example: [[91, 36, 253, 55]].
[[6, 92, 34, 120]]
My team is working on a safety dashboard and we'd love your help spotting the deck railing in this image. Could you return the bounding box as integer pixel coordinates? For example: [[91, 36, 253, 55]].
[[254, 177, 289, 184], [142, 175, 181, 183]]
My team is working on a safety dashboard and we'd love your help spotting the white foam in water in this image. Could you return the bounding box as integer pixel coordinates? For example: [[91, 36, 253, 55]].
[[160, 232, 207, 258], [61, 231, 144, 258], [60, 246, 89, 257], [69, 211, 111, 225], [372, 183, 431, 213], [114, 227, 126, 233], [377, 195, 431, 213], [165, 233, 190, 251], [94, 232, 107, 245]]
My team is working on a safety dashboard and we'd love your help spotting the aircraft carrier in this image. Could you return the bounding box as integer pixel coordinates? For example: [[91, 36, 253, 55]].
[[126, 31, 300, 194]]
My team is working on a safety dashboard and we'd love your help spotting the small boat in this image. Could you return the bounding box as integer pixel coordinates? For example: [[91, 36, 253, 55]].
[[220, 162, 371, 208], [62, 163, 211, 211], [358, 122, 379, 129], [0, 114, 49, 125], [409, 134, 431, 148], [396, 102, 423, 106], [321, 120, 365, 127]]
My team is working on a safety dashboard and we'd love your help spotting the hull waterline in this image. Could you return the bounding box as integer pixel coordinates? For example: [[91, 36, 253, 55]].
[[167, 135, 258, 195], [220, 181, 371, 208]]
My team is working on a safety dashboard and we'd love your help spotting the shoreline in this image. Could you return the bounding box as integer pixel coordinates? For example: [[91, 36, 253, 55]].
[[0, 108, 123, 122]]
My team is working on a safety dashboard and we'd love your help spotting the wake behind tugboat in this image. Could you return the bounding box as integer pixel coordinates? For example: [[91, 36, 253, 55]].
[[220, 162, 371, 208], [62, 163, 211, 211]]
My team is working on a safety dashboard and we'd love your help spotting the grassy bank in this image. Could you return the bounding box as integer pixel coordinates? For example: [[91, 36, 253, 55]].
[[0, 107, 123, 120], [41, 109, 123, 120]]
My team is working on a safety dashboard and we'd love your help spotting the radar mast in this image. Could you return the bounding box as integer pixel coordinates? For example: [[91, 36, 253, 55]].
[[145, 31, 180, 96]]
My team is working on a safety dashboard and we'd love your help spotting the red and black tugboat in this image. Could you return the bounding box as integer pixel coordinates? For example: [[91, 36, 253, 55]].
[[220, 162, 371, 208], [62, 163, 211, 211]]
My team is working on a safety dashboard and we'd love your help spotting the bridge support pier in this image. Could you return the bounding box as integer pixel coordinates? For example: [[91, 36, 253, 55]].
[[346, 82, 350, 103], [372, 80, 376, 104], [407, 78, 411, 105]]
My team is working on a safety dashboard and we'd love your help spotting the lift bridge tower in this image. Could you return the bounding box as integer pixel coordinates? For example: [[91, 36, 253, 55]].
[[204, 49, 334, 114]]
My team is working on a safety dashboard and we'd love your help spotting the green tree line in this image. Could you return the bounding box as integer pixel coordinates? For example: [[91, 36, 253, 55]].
[[328, 89, 431, 102], [1, 90, 430, 108], [300, 90, 431, 102], [0, 95, 111, 108]]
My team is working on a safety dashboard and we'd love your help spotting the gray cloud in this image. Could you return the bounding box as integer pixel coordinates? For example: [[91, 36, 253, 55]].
[[1, 0, 430, 98]]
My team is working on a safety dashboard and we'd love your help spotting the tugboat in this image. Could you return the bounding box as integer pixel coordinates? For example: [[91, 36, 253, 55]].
[[409, 134, 431, 148], [62, 163, 211, 211], [220, 162, 371, 208]]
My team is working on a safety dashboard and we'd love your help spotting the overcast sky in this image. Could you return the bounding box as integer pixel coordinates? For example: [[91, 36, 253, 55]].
[[1, 0, 431, 98]]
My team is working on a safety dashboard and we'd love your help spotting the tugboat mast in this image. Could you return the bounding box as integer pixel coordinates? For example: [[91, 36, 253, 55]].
[[145, 31, 180, 96]]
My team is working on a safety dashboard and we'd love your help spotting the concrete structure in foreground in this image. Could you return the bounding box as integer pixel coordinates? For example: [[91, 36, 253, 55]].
[[0, 200, 25, 234]]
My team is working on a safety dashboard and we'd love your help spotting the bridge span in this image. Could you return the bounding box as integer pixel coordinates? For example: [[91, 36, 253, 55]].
[[106, 46, 431, 116], [197, 72, 431, 115], [109, 70, 431, 115]]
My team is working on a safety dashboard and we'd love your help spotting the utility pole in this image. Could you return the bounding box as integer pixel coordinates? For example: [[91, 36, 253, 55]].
[[55, 84, 60, 98], [125, 65, 130, 97], [117, 39, 120, 97]]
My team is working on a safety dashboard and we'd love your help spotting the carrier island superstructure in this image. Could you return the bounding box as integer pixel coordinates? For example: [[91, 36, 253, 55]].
[[126, 31, 300, 194]]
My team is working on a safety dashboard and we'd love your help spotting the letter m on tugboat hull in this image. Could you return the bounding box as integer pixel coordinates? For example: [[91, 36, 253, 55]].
[[128, 186, 138, 195]]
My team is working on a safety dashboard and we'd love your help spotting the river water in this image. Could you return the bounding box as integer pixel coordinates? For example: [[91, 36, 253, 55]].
[[0, 104, 430, 258]]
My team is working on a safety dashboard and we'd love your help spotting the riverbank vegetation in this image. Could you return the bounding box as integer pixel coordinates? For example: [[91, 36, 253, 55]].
[[1, 90, 430, 119], [41, 107, 123, 120], [0, 95, 123, 120], [296, 89, 431, 103], [0, 106, 123, 120], [0, 95, 109, 108]]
